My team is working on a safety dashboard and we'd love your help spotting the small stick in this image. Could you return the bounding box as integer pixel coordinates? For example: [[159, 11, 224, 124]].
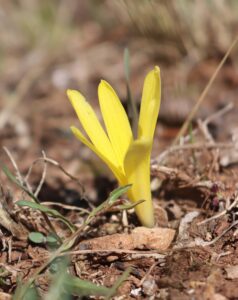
[[41, 202, 90, 214], [197, 119, 215, 143], [61, 249, 166, 257], [122, 210, 129, 230], [204, 102, 234, 126], [2, 148, 60, 241], [174, 220, 238, 249], [25, 156, 85, 196], [138, 261, 158, 286], [34, 150, 47, 197], [183, 102, 234, 144], [2, 147, 24, 186], [197, 193, 238, 226], [197, 119, 220, 175], [199, 220, 238, 246], [155, 142, 234, 164], [173, 35, 238, 145], [3, 146, 33, 192]]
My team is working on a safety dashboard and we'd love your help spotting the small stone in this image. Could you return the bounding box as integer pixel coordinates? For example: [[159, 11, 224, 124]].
[[225, 265, 238, 279], [142, 277, 157, 296], [131, 287, 142, 297], [132, 227, 175, 251]]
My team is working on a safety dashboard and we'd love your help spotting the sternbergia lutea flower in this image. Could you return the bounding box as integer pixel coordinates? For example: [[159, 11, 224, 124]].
[[67, 66, 161, 227]]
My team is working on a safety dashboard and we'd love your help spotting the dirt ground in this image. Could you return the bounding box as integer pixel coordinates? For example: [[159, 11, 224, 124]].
[[1, 1, 238, 299]]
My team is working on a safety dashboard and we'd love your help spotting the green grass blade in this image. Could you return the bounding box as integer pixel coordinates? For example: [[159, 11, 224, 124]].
[[16, 200, 76, 232], [118, 199, 145, 210], [123, 47, 138, 136], [13, 283, 40, 300], [108, 184, 132, 203], [64, 274, 111, 297], [45, 259, 71, 300], [2, 164, 38, 202], [124, 48, 130, 82]]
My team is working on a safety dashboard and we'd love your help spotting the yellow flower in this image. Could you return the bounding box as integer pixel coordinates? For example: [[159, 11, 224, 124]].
[[67, 66, 161, 227]]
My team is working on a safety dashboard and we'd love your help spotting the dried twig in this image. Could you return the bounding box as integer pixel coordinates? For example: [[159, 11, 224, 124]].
[[3, 146, 33, 193], [2, 148, 60, 240], [25, 156, 85, 196], [204, 102, 234, 126], [34, 151, 47, 197], [174, 219, 238, 249], [41, 202, 90, 214], [0, 186, 28, 240], [173, 35, 238, 145], [182, 102, 234, 144], [2, 147, 24, 186], [151, 164, 221, 192], [195, 220, 238, 247], [151, 164, 192, 182], [155, 142, 234, 164], [197, 119, 220, 175], [197, 119, 215, 143], [197, 193, 238, 226], [61, 249, 166, 258], [138, 261, 158, 287]]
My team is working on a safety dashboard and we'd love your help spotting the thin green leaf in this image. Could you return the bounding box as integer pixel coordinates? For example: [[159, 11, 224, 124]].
[[2, 165, 38, 202], [46, 233, 59, 245], [45, 258, 70, 300], [118, 199, 145, 210], [64, 274, 111, 297], [16, 200, 76, 232], [124, 48, 130, 82], [189, 123, 194, 144], [22, 285, 40, 300], [2, 165, 61, 241], [12, 185, 132, 299], [86, 185, 132, 223], [123, 47, 138, 136], [54, 266, 131, 298], [108, 184, 132, 204], [29, 232, 46, 244], [13, 283, 40, 300]]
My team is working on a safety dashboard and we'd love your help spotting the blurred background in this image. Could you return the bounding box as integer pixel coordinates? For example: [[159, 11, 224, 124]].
[[1, 0, 238, 200]]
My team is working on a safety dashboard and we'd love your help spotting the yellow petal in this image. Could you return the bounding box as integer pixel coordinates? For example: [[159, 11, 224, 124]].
[[138, 66, 161, 141], [67, 89, 118, 166], [71, 126, 125, 183], [124, 139, 154, 228], [98, 80, 133, 167]]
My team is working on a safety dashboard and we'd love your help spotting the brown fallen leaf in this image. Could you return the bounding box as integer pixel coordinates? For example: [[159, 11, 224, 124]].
[[79, 227, 175, 251]]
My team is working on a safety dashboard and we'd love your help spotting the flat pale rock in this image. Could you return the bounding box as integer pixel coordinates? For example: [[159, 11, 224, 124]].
[[79, 226, 175, 251], [0, 292, 11, 300], [132, 227, 175, 251], [225, 265, 238, 279]]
